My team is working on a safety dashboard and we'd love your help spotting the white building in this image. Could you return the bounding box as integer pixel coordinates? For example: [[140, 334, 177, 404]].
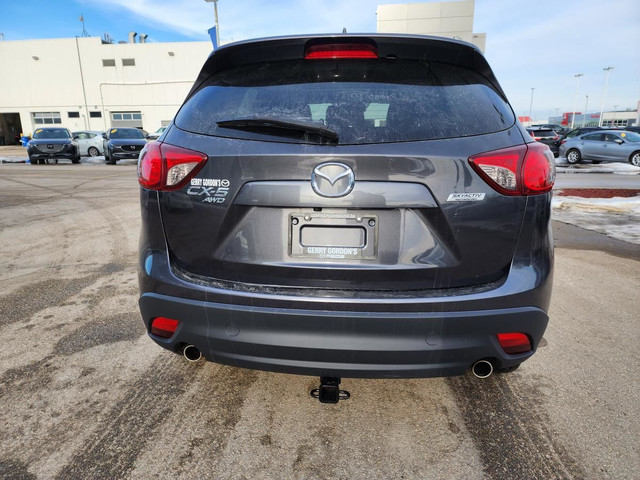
[[377, 0, 486, 52], [0, 36, 212, 140]]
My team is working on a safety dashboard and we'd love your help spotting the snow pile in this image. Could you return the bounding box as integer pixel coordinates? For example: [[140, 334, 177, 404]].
[[552, 195, 640, 245], [556, 158, 640, 175]]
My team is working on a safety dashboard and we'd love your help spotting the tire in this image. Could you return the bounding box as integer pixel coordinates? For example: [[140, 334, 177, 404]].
[[72, 156, 81, 164], [566, 148, 581, 164], [108, 157, 116, 165], [88, 146, 99, 157], [29, 156, 38, 165], [630, 151, 640, 167]]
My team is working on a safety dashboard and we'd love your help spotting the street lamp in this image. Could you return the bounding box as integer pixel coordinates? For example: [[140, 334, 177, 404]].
[[204, 0, 220, 47], [598, 66, 614, 127], [584, 95, 589, 127], [571, 73, 583, 129], [612, 105, 618, 127], [528, 87, 535, 122]]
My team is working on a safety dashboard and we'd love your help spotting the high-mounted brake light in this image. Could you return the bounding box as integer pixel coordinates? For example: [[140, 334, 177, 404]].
[[497, 333, 532, 355], [305, 43, 378, 59], [138, 142, 208, 191], [150, 317, 179, 339], [468, 142, 555, 196]]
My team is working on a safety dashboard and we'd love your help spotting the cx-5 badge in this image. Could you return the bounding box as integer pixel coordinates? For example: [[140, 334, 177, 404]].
[[311, 162, 355, 198]]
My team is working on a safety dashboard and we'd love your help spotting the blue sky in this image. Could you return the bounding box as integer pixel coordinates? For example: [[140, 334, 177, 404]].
[[1, 0, 639, 122]]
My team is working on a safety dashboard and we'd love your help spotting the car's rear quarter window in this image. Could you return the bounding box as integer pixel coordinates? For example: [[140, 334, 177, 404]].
[[176, 60, 515, 145]]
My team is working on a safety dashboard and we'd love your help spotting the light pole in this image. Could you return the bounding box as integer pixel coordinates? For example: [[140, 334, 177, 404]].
[[583, 95, 589, 127], [612, 105, 618, 127], [528, 87, 535, 122], [204, 0, 220, 47], [571, 73, 583, 129], [598, 66, 614, 127]]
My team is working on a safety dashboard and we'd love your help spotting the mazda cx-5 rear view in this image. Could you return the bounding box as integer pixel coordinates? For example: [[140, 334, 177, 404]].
[[138, 35, 555, 384]]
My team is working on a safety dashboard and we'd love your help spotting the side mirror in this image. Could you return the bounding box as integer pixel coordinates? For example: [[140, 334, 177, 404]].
[[615, 138, 623, 145], [72, 136, 79, 141], [102, 133, 107, 139]]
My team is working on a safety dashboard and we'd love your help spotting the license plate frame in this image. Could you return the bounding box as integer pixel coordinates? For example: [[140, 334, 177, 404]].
[[289, 212, 377, 260]]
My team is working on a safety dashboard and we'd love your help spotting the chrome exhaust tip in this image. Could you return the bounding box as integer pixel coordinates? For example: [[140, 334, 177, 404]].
[[183, 344, 202, 362], [472, 359, 494, 378]]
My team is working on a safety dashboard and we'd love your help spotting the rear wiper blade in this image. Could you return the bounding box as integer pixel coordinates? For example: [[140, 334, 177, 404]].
[[216, 117, 339, 143]]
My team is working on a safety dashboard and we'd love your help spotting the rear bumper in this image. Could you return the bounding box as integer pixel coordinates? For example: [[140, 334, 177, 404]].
[[139, 291, 547, 378], [138, 188, 553, 378]]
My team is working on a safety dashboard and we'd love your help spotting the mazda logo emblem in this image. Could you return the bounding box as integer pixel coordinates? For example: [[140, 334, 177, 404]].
[[311, 162, 355, 198]]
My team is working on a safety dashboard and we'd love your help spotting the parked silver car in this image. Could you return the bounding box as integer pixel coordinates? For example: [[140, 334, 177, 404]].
[[559, 130, 640, 166], [72, 130, 104, 157]]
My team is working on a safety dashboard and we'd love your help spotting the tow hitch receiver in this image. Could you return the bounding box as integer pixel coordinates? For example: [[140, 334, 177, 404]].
[[310, 377, 350, 404]]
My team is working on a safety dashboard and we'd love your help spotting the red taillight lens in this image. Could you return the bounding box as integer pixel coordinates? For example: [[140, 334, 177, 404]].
[[533, 136, 542, 141], [497, 333, 532, 355], [468, 142, 555, 196], [521, 142, 556, 194], [138, 142, 208, 191], [150, 317, 179, 339], [305, 43, 378, 59]]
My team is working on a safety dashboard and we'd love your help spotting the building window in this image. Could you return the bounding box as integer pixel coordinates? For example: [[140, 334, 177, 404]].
[[122, 58, 136, 67], [102, 59, 116, 67], [89, 111, 102, 118], [68, 111, 80, 118], [33, 112, 62, 125]]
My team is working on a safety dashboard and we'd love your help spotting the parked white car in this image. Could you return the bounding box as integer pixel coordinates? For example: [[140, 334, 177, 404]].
[[72, 131, 105, 156], [147, 126, 167, 140]]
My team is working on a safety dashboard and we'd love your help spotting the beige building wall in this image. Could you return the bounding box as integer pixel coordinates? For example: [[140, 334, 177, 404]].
[[377, 0, 486, 52], [0, 37, 212, 135]]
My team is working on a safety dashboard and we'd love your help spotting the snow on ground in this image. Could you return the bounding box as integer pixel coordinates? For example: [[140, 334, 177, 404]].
[[0, 155, 138, 166], [555, 157, 640, 175], [552, 195, 640, 245]]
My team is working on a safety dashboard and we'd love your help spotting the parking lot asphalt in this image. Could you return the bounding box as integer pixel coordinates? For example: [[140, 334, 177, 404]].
[[0, 164, 638, 479]]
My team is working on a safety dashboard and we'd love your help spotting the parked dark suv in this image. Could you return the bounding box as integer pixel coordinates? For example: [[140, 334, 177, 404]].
[[526, 127, 561, 157], [28, 127, 80, 165], [138, 35, 555, 399], [103, 127, 148, 165]]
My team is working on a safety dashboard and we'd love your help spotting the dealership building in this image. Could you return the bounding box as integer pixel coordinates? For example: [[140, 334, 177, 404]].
[[0, 35, 211, 142]]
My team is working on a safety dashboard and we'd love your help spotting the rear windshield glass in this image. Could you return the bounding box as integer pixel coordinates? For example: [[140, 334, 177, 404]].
[[33, 128, 70, 139], [176, 60, 515, 145], [530, 129, 555, 136]]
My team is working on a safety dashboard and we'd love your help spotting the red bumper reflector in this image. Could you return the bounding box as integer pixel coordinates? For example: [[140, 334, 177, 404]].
[[497, 333, 532, 355], [305, 43, 378, 59], [150, 317, 179, 339]]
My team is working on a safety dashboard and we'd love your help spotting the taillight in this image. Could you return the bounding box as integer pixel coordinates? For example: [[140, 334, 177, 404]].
[[150, 317, 179, 339], [468, 142, 555, 196], [497, 333, 532, 355], [305, 43, 378, 59], [533, 136, 542, 141], [138, 142, 208, 191], [560, 139, 567, 145]]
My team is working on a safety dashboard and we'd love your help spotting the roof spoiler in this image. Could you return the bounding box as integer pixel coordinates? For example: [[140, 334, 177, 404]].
[[186, 34, 506, 102]]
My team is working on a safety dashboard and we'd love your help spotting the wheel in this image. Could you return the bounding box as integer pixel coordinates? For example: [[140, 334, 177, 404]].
[[566, 148, 581, 164], [72, 156, 81, 164], [88, 146, 99, 157], [630, 151, 640, 167], [108, 157, 116, 165]]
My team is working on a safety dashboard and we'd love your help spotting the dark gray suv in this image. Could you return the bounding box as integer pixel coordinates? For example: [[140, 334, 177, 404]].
[[138, 35, 555, 400]]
